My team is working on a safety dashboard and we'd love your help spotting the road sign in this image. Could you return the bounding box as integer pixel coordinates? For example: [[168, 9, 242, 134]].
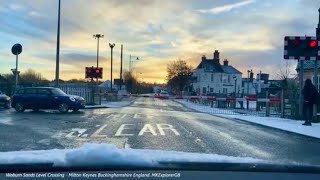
[[284, 36, 320, 60], [11, 44, 22, 55], [114, 79, 124, 85]]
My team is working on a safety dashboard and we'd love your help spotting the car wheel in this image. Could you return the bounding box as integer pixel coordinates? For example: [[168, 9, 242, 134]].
[[15, 103, 25, 112], [72, 108, 79, 112], [58, 103, 69, 113]]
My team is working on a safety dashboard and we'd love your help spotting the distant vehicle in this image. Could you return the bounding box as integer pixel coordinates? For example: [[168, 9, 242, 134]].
[[159, 91, 170, 99], [0, 91, 10, 109], [11, 87, 85, 113]]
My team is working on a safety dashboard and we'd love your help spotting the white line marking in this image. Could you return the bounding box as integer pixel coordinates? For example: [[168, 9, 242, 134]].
[[138, 124, 157, 136], [65, 128, 87, 138], [156, 124, 180, 136], [133, 114, 142, 119], [91, 124, 108, 138], [115, 124, 135, 136]]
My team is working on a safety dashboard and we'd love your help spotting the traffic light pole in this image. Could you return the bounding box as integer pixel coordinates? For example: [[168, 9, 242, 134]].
[[15, 55, 18, 92], [299, 59, 304, 117]]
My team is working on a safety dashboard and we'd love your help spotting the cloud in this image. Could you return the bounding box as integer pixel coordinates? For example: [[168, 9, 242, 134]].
[[198, 0, 256, 14]]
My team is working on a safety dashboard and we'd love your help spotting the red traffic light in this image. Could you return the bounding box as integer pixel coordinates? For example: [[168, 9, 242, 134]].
[[310, 40, 317, 48], [293, 39, 300, 46], [95, 69, 100, 74], [87, 69, 91, 74]]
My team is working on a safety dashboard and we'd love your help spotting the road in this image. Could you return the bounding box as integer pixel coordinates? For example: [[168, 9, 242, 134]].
[[0, 97, 320, 165]]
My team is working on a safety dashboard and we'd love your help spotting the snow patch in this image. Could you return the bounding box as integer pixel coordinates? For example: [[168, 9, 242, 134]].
[[219, 115, 320, 139], [0, 143, 264, 167]]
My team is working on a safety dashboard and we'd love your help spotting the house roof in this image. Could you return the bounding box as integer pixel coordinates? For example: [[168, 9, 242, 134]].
[[195, 59, 224, 73], [296, 60, 320, 71], [194, 58, 242, 74], [222, 65, 242, 74]]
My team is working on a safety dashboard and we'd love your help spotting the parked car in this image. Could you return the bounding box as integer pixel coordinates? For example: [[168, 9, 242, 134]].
[[11, 87, 85, 113], [0, 91, 10, 109], [159, 91, 170, 99]]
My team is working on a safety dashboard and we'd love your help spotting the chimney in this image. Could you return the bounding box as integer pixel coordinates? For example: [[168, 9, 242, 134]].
[[202, 55, 206, 61], [213, 50, 219, 60], [223, 59, 228, 66], [250, 72, 254, 81]]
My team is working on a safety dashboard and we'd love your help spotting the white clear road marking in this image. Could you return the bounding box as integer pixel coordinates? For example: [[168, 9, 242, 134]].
[[65, 128, 87, 138], [115, 124, 135, 136], [107, 113, 127, 119], [138, 124, 157, 136], [156, 124, 180, 136], [133, 114, 143, 119], [91, 124, 108, 138]]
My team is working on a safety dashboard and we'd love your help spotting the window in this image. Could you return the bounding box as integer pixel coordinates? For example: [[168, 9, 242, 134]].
[[38, 89, 51, 95], [211, 74, 214, 82], [210, 88, 213, 92], [24, 89, 37, 94], [220, 74, 222, 82], [202, 87, 207, 94], [228, 75, 230, 83]]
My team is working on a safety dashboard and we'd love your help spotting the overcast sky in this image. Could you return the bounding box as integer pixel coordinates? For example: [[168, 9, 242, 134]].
[[0, 0, 319, 82]]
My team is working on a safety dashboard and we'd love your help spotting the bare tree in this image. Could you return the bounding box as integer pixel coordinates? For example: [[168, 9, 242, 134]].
[[166, 59, 193, 94]]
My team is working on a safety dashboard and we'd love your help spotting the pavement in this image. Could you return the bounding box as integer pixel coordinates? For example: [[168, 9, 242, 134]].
[[0, 97, 320, 165]]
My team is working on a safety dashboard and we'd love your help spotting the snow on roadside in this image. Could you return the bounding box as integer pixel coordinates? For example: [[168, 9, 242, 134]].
[[175, 99, 320, 139], [219, 114, 320, 139], [0, 143, 264, 166], [175, 99, 238, 114]]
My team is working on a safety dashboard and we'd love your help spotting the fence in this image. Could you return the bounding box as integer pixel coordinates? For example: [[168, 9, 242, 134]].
[[178, 96, 282, 117]]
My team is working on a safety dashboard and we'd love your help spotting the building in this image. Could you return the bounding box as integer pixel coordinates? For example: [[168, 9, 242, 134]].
[[296, 60, 320, 90], [192, 50, 242, 95]]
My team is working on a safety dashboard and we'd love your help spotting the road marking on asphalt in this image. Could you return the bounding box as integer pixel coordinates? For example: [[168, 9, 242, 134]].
[[91, 124, 108, 138], [115, 124, 135, 136], [138, 124, 157, 136], [156, 124, 180, 136], [133, 114, 143, 119], [106, 113, 127, 119], [65, 128, 87, 138]]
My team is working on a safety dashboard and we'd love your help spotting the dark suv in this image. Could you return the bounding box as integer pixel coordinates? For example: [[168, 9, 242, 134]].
[[11, 87, 85, 113]]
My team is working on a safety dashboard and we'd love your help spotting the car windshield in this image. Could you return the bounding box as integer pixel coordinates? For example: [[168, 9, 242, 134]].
[[1, 0, 320, 172]]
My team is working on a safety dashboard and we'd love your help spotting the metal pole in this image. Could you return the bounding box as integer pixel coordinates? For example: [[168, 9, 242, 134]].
[[111, 48, 113, 92], [129, 55, 132, 71], [247, 71, 249, 109], [97, 37, 99, 68], [299, 59, 304, 117], [234, 79, 237, 97], [120, 44, 123, 90], [15, 55, 18, 91], [54, 0, 61, 87]]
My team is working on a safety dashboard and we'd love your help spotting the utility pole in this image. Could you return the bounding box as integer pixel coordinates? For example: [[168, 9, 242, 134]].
[[54, 0, 61, 87], [120, 44, 123, 90], [109, 43, 116, 92]]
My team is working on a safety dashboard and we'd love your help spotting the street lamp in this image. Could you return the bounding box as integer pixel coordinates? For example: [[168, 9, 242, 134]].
[[54, 0, 61, 87], [233, 75, 237, 98], [129, 55, 139, 71], [93, 34, 104, 68], [109, 43, 116, 92]]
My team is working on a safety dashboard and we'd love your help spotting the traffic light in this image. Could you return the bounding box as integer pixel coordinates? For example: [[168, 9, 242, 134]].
[[85, 67, 94, 78], [94, 67, 103, 79], [284, 36, 320, 60], [85, 67, 103, 79]]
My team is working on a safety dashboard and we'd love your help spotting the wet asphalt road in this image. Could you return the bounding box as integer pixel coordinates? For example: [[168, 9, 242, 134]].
[[0, 97, 320, 165]]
